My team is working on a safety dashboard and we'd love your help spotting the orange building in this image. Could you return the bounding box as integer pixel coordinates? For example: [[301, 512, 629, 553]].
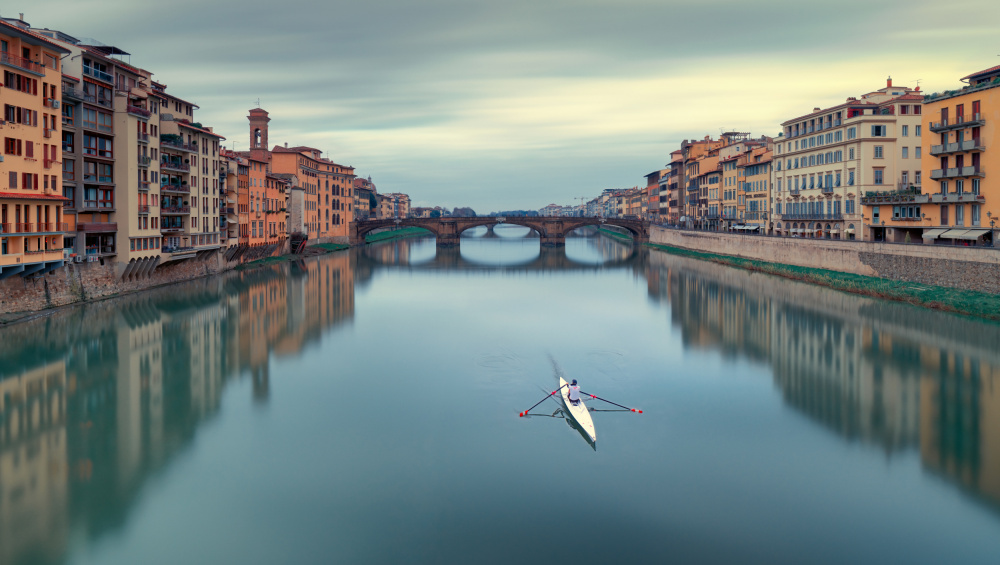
[[913, 66, 999, 245], [0, 19, 70, 278]]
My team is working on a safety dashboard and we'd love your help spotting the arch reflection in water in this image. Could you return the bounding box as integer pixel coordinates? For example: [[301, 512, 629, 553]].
[[645, 249, 1000, 514], [0, 253, 357, 565]]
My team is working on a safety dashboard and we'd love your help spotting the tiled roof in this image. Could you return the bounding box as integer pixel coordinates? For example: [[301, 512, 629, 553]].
[[0, 20, 70, 53], [961, 65, 1000, 82], [0, 191, 70, 201]]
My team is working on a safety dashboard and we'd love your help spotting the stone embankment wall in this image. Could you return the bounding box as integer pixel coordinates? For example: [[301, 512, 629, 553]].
[[650, 227, 1000, 294], [0, 253, 241, 317]]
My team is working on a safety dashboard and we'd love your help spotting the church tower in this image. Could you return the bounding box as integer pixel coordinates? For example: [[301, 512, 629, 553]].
[[248, 107, 271, 165]]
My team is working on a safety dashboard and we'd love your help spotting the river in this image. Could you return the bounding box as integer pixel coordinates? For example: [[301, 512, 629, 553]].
[[1, 226, 998, 564]]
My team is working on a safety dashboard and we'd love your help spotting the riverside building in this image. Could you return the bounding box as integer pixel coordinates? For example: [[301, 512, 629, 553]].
[[775, 78, 923, 241], [0, 18, 70, 279], [910, 66, 999, 246]]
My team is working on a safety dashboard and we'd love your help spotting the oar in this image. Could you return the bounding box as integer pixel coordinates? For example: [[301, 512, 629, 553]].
[[580, 391, 642, 413], [519, 385, 568, 417]]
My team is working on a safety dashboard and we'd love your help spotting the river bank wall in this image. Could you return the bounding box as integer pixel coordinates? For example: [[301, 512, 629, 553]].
[[650, 227, 1000, 295]]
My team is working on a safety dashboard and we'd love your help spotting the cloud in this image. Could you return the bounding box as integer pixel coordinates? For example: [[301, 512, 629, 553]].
[[23, 0, 1000, 211]]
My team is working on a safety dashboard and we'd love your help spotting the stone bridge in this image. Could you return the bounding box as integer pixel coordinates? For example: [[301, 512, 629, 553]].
[[349, 216, 650, 247]]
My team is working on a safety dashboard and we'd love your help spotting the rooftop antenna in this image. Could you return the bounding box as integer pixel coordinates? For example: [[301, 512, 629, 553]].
[[254, 98, 260, 108]]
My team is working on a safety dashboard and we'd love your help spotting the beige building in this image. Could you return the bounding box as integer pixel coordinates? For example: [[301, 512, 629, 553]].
[[773, 78, 923, 241]]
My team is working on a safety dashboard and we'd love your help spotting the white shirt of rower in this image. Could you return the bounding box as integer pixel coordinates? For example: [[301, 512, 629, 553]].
[[568, 384, 581, 402]]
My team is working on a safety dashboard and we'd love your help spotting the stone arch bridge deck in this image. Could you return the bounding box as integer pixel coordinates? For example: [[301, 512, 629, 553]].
[[350, 216, 649, 247]]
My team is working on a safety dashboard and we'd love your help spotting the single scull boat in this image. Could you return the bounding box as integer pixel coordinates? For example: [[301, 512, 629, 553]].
[[559, 377, 596, 443]]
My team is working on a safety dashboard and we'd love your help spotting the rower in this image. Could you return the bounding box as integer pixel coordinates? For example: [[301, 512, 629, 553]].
[[567, 379, 581, 405]]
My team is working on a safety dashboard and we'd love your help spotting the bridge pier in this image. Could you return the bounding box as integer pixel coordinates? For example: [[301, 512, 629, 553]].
[[539, 235, 565, 247]]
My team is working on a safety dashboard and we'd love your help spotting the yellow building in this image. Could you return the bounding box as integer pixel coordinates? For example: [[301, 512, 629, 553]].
[[775, 78, 922, 240], [910, 66, 999, 246], [740, 146, 773, 232], [0, 19, 71, 278]]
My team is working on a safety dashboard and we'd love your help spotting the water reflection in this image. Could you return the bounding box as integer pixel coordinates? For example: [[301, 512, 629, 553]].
[[645, 250, 1000, 513], [2, 235, 999, 564], [0, 254, 356, 565]]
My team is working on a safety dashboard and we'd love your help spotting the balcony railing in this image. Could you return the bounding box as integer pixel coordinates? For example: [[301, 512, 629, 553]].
[[930, 139, 985, 156], [138, 205, 150, 214], [138, 132, 149, 143], [160, 226, 185, 234], [161, 205, 191, 214], [82, 66, 113, 83], [161, 183, 189, 193], [930, 113, 985, 132], [861, 191, 930, 205], [1, 222, 70, 234], [62, 86, 85, 101], [225, 207, 236, 215], [138, 156, 152, 167], [929, 193, 986, 204], [160, 138, 198, 152], [930, 166, 985, 179], [780, 212, 843, 221], [1, 52, 45, 74], [161, 160, 191, 172], [77, 222, 118, 233], [127, 105, 151, 118], [139, 181, 150, 191]]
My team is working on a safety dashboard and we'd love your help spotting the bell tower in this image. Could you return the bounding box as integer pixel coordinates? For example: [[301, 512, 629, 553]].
[[248, 107, 270, 165]]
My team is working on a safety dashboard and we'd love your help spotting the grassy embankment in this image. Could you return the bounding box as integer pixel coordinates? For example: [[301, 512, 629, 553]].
[[364, 227, 431, 243], [597, 227, 634, 242], [646, 242, 1000, 322]]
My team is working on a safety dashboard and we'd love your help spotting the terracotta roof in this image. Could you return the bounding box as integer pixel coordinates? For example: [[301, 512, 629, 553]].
[[61, 73, 79, 82], [961, 64, 1000, 82], [0, 191, 70, 201], [0, 20, 70, 53], [176, 121, 225, 139]]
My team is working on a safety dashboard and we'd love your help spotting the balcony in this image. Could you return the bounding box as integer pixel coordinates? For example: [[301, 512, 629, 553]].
[[138, 156, 152, 167], [225, 207, 236, 216], [80, 204, 115, 213], [780, 212, 843, 221], [161, 226, 186, 234], [930, 193, 986, 204], [929, 113, 986, 133], [43, 128, 54, 138], [930, 166, 985, 180], [127, 105, 151, 118], [161, 205, 191, 215], [82, 66, 113, 83], [161, 160, 190, 173], [861, 190, 930, 205], [63, 86, 86, 102], [138, 205, 150, 214], [160, 137, 198, 152], [930, 139, 984, 156], [0, 223, 68, 234], [161, 183, 189, 193], [1, 52, 45, 75], [821, 186, 834, 195], [788, 188, 800, 197], [139, 181, 150, 191], [77, 222, 118, 233], [138, 132, 149, 143]]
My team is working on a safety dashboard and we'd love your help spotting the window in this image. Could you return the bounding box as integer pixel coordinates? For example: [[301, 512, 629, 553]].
[[915, 125, 921, 137], [849, 148, 855, 160], [82, 108, 97, 129], [915, 171, 922, 185], [847, 127, 856, 140], [62, 104, 74, 126], [848, 170, 855, 186], [901, 125, 909, 136], [834, 131, 842, 142], [874, 146, 884, 158], [873, 206, 880, 222], [62, 131, 74, 153], [940, 180, 948, 194], [972, 178, 981, 194], [901, 147, 908, 159], [63, 159, 75, 180], [901, 171, 909, 185], [956, 205, 964, 226], [972, 205, 981, 226], [915, 147, 921, 158], [872, 125, 886, 137]]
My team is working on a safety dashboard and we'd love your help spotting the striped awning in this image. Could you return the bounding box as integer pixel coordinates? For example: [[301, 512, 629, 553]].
[[939, 229, 970, 238], [953, 228, 990, 240]]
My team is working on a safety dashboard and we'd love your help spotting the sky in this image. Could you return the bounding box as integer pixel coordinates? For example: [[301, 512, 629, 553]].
[[19, 0, 1000, 212]]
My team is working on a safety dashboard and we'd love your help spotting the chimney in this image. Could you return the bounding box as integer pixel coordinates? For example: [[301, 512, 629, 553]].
[[887, 76, 893, 88], [19, 13, 24, 20], [284, 142, 288, 148]]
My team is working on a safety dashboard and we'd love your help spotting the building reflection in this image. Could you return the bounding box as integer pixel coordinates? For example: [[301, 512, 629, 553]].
[[646, 250, 1000, 512], [0, 252, 356, 565]]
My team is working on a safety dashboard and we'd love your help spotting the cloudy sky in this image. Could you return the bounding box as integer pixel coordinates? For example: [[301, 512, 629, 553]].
[[23, 0, 1000, 212]]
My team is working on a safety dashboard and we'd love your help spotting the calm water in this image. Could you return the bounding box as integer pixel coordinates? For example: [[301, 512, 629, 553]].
[[1, 226, 998, 565]]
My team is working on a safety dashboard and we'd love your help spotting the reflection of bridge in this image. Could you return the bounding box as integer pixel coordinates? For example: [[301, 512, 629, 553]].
[[350, 216, 649, 247], [353, 240, 646, 273]]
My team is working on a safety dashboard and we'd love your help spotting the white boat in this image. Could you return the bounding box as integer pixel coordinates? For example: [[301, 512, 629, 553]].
[[559, 377, 596, 443]]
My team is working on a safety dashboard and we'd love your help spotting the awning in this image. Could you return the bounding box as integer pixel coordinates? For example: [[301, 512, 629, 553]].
[[921, 228, 948, 239], [939, 229, 970, 239], [953, 228, 990, 240], [844, 229, 855, 234]]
